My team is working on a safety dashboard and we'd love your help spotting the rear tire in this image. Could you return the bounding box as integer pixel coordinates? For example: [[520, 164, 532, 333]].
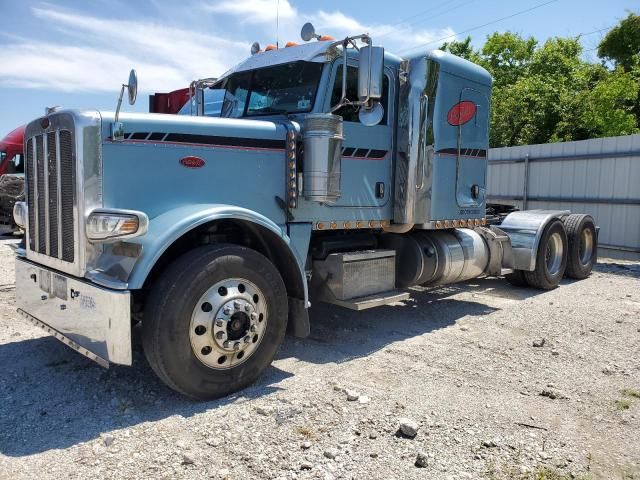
[[564, 214, 597, 279], [524, 219, 568, 290], [142, 244, 288, 400]]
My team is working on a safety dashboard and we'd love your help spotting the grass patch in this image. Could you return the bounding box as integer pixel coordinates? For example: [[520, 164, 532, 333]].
[[534, 467, 576, 480], [622, 388, 640, 399], [615, 399, 632, 410]]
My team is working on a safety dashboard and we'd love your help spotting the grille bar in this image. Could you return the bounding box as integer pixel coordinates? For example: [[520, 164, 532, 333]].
[[27, 129, 75, 263], [47, 132, 59, 258], [35, 136, 45, 254]]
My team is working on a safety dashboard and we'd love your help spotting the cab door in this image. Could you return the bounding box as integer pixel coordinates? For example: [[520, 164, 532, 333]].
[[323, 61, 393, 208]]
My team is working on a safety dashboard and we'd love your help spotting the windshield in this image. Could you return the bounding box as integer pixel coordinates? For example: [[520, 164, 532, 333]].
[[0, 151, 6, 163], [218, 61, 323, 118]]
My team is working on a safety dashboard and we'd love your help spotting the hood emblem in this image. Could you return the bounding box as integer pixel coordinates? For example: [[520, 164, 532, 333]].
[[179, 156, 205, 169]]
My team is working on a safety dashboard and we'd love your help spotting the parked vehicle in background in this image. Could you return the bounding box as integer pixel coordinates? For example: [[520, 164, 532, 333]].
[[12, 23, 598, 400], [0, 125, 25, 231]]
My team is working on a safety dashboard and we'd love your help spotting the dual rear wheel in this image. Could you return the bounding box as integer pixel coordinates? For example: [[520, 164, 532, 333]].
[[506, 214, 596, 290]]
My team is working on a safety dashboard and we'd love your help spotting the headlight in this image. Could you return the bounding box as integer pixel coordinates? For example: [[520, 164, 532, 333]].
[[13, 201, 27, 229], [86, 209, 148, 242]]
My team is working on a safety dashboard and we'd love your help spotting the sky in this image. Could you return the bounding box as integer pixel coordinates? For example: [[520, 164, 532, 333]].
[[0, 0, 637, 137]]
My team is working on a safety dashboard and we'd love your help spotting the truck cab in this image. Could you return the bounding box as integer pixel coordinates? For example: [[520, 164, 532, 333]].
[[12, 24, 597, 400]]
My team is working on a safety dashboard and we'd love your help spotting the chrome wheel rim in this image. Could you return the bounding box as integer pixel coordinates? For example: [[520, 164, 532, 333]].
[[579, 228, 593, 266], [190, 278, 267, 370], [545, 232, 564, 275]]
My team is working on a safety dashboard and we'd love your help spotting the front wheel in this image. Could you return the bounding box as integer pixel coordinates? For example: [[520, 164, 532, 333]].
[[142, 244, 288, 400]]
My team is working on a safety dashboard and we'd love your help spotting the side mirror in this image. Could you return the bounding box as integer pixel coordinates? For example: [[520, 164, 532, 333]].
[[127, 69, 138, 105], [358, 45, 384, 103]]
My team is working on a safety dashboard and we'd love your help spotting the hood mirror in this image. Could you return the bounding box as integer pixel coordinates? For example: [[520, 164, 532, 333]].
[[113, 68, 138, 141], [127, 69, 138, 105]]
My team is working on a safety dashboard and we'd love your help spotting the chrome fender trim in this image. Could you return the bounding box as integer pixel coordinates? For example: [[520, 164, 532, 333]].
[[499, 210, 570, 271], [126, 204, 309, 304]]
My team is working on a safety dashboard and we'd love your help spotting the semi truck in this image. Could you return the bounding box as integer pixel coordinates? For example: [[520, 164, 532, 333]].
[[12, 23, 597, 400]]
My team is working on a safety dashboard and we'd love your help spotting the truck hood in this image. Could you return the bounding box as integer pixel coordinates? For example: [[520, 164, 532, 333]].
[[99, 111, 296, 145]]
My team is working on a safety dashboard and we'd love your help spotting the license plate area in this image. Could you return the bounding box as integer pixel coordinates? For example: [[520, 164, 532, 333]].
[[38, 269, 68, 300]]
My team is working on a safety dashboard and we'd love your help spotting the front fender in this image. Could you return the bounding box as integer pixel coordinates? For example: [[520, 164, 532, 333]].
[[127, 205, 307, 302]]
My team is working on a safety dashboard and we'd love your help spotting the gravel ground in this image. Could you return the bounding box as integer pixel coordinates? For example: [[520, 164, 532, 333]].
[[0, 236, 638, 480]]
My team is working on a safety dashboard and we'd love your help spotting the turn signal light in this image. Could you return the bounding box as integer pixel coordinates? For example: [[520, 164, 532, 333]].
[[86, 209, 148, 242]]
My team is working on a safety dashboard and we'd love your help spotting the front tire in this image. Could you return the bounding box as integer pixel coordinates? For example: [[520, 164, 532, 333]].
[[142, 244, 288, 400], [524, 219, 568, 290]]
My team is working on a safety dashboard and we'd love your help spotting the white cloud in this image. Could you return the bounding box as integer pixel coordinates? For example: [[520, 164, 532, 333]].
[[0, 2, 456, 93], [205, 0, 296, 24], [0, 5, 249, 93]]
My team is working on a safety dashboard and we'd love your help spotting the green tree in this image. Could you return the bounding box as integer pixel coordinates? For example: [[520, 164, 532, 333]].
[[597, 12, 640, 71], [480, 32, 537, 87], [440, 36, 481, 63]]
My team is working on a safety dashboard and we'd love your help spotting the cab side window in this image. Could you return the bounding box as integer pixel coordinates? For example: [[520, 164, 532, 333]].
[[330, 65, 389, 124]]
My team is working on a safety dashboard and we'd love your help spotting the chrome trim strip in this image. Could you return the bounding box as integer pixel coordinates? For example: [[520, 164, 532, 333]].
[[43, 132, 50, 256], [32, 138, 39, 251], [55, 130, 63, 259], [18, 308, 109, 368]]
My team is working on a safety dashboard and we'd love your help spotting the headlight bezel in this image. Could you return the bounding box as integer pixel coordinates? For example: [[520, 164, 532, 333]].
[[86, 209, 149, 243], [12, 201, 27, 229]]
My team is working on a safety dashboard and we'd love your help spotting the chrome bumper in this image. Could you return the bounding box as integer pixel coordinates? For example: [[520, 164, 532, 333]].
[[15, 257, 132, 367]]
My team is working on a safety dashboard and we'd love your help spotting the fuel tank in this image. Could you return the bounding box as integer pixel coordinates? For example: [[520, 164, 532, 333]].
[[380, 228, 489, 288]]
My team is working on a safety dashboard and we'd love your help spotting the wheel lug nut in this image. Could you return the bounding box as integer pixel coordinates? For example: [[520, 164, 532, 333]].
[[233, 342, 240, 351], [216, 331, 225, 339], [250, 325, 257, 333], [234, 300, 241, 310], [215, 319, 224, 327], [244, 336, 251, 344], [223, 307, 231, 315], [250, 312, 258, 321], [223, 340, 230, 349], [244, 305, 251, 313]]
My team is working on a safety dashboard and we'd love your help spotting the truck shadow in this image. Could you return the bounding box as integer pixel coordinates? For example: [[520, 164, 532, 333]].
[[0, 277, 543, 457], [282, 277, 538, 365]]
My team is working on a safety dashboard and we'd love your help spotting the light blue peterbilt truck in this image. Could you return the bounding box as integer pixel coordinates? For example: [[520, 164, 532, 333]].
[[12, 24, 597, 399]]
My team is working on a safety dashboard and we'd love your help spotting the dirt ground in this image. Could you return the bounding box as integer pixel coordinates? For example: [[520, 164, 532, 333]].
[[0, 236, 638, 480]]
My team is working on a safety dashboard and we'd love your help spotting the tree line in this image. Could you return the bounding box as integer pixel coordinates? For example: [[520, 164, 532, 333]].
[[441, 12, 640, 147]]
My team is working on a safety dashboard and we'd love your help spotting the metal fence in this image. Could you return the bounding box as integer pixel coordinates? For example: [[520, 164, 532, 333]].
[[487, 134, 640, 260]]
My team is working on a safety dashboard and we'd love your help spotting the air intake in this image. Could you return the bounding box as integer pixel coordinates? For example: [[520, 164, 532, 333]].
[[303, 113, 343, 203]]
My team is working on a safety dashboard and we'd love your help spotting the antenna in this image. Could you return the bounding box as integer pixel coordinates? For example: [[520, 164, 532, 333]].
[[276, 0, 280, 48]]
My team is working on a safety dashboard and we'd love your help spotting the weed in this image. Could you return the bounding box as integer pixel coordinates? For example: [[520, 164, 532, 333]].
[[615, 399, 632, 410], [295, 425, 315, 439], [622, 388, 640, 399]]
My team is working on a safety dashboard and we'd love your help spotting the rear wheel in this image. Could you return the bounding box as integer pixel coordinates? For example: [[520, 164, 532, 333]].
[[524, 219, 568, 290], [142, 244, 288, 400], [564, 214, 597, 279]]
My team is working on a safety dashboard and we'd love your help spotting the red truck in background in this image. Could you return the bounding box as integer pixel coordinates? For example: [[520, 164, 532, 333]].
[[148, 87, 190, 114], [0, 125, 25, 230]]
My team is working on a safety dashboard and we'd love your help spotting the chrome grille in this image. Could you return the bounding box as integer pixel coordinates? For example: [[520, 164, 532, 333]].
[[26, 129, 75, 262]]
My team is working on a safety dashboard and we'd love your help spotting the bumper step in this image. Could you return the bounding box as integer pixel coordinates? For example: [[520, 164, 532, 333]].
[[322, 290, 410, 311]]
